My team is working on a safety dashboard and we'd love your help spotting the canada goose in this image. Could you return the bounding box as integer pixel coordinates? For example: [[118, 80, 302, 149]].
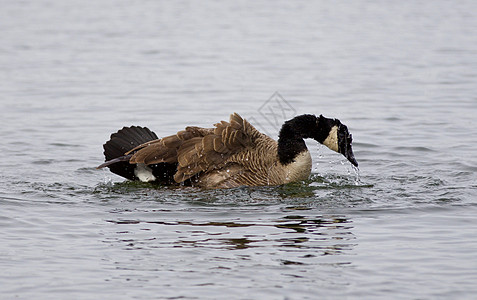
[[97, 113, 358, 189]]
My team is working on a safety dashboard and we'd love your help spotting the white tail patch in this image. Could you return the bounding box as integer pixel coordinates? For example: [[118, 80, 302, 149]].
[[134, 163, 156, 182], [323, 125, 339, 152]]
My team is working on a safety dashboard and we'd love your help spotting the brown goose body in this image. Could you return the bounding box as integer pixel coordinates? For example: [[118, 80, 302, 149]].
[[98, 113, 357, 189]]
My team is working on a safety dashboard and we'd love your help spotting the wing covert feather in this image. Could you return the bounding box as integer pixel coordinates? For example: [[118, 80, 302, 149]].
[[174, 113, 262, 183]]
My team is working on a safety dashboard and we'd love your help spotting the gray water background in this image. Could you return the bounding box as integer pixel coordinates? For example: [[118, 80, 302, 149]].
[[1, 1, 477, 299]]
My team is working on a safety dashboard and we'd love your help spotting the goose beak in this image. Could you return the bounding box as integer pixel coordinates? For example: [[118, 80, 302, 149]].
[[338, 127, 358, 167], [346, 146, 358, 167]]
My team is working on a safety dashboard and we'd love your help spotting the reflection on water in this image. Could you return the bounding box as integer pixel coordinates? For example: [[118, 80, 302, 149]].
[[105, 213, 354, 256]]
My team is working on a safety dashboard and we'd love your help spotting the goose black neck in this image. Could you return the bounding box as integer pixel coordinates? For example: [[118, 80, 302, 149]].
[[277, 114, 318, 165]]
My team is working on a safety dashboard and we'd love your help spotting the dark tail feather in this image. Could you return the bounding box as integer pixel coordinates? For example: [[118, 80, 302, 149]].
[[103, 126, 158, 161], [96, 154, 133, 169], [99, 126, 158, 180]]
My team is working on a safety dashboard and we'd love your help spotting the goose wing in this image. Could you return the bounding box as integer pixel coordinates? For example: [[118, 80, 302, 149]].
[[174, 113, 262, 183], [128, 113, 262, 183], [127, 126, 213, 165]]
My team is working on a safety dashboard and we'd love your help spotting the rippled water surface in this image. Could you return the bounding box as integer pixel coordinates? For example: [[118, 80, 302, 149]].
[[1, 1, 477, 299]]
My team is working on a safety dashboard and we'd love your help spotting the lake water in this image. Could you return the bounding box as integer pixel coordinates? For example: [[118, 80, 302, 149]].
[[1, 1, 477, 299]]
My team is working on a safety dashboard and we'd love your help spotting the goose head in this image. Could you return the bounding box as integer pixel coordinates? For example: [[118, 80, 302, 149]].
[[277, 114, 358, 167], [316, 115, 358, 167]]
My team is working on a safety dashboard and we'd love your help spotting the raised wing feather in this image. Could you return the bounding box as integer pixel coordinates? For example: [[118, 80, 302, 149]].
[[174, 113, 261, 183], [128, 127, 213, 165], [127, 113, 262, 184]]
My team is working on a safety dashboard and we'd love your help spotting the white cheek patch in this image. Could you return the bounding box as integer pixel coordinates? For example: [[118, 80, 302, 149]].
[[134, 163, 157, 182], [323, 125, 339, 152]]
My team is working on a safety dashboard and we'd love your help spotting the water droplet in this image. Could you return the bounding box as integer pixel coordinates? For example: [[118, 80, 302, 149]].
[[350, 165, 361, 185]]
